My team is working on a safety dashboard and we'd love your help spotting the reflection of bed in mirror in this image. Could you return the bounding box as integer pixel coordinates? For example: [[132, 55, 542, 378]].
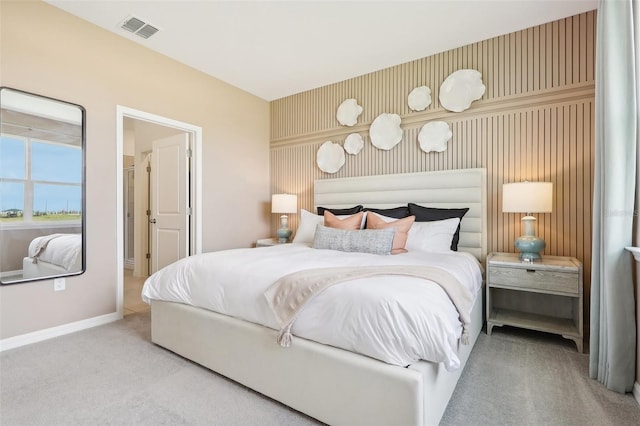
[[22, 233, 82, 279]]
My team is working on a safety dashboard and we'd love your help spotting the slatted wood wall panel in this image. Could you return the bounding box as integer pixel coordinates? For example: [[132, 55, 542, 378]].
[[269, 11, 596, 333], [271, 11, 595, 143]]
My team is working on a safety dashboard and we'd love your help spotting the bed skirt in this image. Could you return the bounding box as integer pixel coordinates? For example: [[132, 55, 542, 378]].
[[150, 292, 483, 426]]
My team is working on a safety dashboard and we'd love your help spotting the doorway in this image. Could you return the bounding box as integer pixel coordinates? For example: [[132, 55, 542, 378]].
[[116, 106, 202, 318]]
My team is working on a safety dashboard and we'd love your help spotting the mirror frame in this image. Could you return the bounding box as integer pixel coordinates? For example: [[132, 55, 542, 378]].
[[0, 87, 86, 285]]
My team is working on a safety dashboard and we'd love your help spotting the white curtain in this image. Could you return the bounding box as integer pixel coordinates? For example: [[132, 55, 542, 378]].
[[590, 0, 638, 393]]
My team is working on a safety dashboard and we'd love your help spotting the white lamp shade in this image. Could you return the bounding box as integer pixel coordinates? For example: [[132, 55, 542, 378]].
[[502, 182, 553, 214], [271, 194, 297, 214]]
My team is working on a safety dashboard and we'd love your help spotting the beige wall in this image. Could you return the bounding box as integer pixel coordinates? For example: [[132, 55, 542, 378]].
[[0, 1, 270, 339], [270, 11, 596, 344]]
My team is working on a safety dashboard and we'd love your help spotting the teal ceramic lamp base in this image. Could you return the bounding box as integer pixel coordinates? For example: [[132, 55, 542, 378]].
[[515, 236, 546, 261], [515, 215, 545, 261], [276, 214, 292, 243]]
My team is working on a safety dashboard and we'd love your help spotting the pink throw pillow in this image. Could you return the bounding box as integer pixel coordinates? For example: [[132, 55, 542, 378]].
[[366, 213, 415, 254], [324, 211, 364, 230]]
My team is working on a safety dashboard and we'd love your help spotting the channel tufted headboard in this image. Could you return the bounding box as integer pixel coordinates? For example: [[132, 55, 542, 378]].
[[314, 168, 487, 262]]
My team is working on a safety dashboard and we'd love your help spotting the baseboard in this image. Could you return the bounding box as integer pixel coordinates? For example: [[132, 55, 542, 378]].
[[634, 382, 640, 406], [0, 312, 121, 352]]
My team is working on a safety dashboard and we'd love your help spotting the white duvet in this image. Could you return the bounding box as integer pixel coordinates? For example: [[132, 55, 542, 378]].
[[28, 233, 82, 272], [142, 243, 483, 371]]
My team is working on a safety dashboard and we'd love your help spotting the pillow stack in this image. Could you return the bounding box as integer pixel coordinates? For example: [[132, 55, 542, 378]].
[[292, 203, 469, 255]]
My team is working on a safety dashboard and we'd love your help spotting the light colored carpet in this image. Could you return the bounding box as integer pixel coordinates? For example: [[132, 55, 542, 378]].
[[440, 328, 640, 425], [0, 313, 318, 426], [1, 312, 638, 426]]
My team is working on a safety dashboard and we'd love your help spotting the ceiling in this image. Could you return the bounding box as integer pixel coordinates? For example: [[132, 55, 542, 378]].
[[46, 0, 598, 101]]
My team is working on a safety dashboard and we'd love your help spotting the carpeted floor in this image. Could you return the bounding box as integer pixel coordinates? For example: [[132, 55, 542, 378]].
[[1, 312, 639, 426], [440, 328, 640, 425]]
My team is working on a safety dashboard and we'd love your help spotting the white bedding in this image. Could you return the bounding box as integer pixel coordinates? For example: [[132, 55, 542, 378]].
[[142, 243, 483, 371], [28, 233, 82, 272]]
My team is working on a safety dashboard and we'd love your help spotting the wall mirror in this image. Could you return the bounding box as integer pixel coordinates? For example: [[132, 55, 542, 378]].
[[0, 87, 85, 285]]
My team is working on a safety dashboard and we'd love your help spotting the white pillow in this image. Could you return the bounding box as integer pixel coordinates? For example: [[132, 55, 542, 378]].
[[405, 217, 461, 253], [292, 209, 367, 243], [368, 212, 397, 224], [292, 209, 324, 243]]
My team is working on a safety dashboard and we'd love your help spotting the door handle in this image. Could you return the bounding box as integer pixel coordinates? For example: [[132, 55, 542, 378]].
[[149, 218, 156, 224]]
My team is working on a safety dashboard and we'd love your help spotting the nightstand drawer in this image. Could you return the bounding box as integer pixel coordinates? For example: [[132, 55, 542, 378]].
[[490, 267, 579, 294]]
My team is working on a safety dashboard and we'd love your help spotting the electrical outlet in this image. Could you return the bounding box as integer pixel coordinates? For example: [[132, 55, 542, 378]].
[[53, 278, 65, 291]]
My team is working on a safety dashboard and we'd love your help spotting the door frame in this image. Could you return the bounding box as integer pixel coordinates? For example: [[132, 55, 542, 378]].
[[115, 105, 202, 318]]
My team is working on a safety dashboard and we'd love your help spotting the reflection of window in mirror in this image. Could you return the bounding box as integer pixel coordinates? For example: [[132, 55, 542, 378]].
[[0, 87, 85, 285], [1, 137, 82, 222]]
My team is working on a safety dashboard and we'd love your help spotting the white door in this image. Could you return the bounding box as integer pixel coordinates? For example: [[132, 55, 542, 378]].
[[150, 133, 190, 273]]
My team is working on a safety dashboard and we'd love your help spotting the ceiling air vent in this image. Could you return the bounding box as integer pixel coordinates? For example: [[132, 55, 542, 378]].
[[136, 24, 159, 39], [120, 16, 160, 39]]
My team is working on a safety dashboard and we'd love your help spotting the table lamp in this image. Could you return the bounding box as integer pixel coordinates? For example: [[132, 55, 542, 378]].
[[502, 181, 553, 261], [272, 194, 297, 243]]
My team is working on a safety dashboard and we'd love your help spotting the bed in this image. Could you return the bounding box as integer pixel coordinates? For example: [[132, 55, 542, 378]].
[[22, 233, 82, 279], [145, 168, 487, 426]]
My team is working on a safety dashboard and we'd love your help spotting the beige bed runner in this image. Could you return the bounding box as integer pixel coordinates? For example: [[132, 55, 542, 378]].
[[264, 265, 473, 348]]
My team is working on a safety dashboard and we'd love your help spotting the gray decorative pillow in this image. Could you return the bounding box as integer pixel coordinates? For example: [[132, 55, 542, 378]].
[[312, 225, 395, 255]]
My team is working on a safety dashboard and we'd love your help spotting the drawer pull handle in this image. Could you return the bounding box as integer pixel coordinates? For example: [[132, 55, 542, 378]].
[[526, 269, 536, 273]]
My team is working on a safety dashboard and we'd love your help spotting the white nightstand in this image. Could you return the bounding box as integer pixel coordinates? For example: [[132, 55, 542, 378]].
[[486, 252, 583, 352], [256, 238, 289, 247]]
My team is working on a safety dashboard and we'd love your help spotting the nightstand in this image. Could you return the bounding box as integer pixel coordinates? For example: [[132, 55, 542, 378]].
[[256, 238, 289, 247], [486, 252, 583, 352]]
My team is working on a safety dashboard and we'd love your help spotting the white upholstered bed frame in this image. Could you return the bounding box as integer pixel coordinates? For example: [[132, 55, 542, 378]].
[[22, 257, 68, 279], [151, 168, 487, 425]]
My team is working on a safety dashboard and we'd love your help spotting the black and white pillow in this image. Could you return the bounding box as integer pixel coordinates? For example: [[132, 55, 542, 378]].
[[363, 206, 410, 219], [407, 203, 469, 251], [316, 205, 363, 216]]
